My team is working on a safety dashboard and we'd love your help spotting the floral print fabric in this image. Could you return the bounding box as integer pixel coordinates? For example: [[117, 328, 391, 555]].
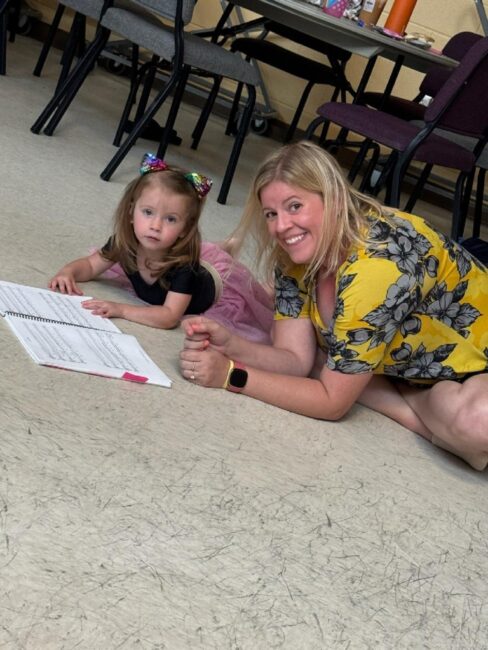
[[274, 211, 488, 384]]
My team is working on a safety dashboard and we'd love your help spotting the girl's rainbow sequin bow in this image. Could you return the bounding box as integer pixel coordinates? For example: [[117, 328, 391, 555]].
[[140, 153, 212, 199]]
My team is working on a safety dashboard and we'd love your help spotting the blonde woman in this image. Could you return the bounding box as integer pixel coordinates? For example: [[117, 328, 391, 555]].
[[180, 141, 488, 470]]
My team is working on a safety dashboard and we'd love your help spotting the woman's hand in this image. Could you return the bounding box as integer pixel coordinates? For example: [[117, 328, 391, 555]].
[[182, 316, 233, 354], [180, 346, 230, 388], [81, 299, 125, 318], [49, 272, 83, 296]]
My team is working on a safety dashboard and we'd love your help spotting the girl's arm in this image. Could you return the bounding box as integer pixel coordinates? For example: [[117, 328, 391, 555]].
[[49, 251, 113, 295], [81, 290, 192, 329]]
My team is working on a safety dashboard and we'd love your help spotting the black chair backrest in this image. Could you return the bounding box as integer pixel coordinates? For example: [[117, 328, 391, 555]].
[[424, 36, 488, 139]]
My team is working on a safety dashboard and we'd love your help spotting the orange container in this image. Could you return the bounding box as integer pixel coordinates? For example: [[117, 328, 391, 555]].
[[384, 0, 418, 36]]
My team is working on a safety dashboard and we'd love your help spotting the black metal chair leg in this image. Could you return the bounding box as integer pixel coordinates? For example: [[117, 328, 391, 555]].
[[347, 138, 372, 183], [133, 55, 159, 124], [284, 80, 313, 143], [0, 1, 8, 76], [100, 69, 181, 181], [191, 75, 221, 150], [31, 27, 110, 134], [227, 80, 243, 136], [473, 167, 486, 238], [8, 0, 20, 42], [318, 120, 331, 146], [458, 169, 475, 237], [33, 3, 65, 76], [451, 172, 471, 240], [128, 43, 139, 88], [42, 30, 110, 136], [156, 66, 190, 159], [388, 153, 407, 207], [76, 15, 87, 58], [113, 56, 151, 148], [217, 84, 256, 205], [358, 143, 381, 192], [55, 13, 84, 92], [304, 115, 326, 140], [404, 163, 432, 213], [330, 126, 350, 153]]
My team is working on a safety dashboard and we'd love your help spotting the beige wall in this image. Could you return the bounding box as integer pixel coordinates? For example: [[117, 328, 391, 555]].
[[30, 0, 486, 131]]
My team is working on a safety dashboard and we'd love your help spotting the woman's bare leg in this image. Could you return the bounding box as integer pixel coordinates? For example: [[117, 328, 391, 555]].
[[358, 375, 488, 470], [397, 375, 488, 471], [357, 375, 432, 439]]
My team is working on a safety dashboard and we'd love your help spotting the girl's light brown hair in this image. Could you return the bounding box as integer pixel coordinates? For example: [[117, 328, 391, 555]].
[[233, 140, 387, 281], [102, 167, 204, 282]]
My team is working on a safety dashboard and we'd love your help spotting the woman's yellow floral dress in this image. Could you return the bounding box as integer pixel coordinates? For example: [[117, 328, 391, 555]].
[[274, 211, 488, 384]]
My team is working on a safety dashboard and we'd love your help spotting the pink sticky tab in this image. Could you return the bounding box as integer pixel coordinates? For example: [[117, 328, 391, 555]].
[[122, 372, 148, 383]]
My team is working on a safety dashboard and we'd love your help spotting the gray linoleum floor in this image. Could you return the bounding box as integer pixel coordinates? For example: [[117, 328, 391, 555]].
[[1, 35, 487, 650]]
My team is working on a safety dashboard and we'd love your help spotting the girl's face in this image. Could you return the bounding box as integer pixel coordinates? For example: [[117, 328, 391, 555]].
[[260, 180, 325, 265], [132, 183, 191, 258]]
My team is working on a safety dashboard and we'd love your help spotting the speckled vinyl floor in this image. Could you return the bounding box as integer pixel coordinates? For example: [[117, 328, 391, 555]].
[[1, 35, 487, 650]]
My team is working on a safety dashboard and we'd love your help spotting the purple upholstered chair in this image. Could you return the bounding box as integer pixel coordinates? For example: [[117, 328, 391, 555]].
[[360, 32, 486, 237], [305, 36, 488, 240], [360, 31, 483, 120]]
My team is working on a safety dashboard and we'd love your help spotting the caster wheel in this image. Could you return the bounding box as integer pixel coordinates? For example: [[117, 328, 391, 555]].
[[105, 58, 127, 76], [13, 14, 34, 35], [251, 116, 270, 136]]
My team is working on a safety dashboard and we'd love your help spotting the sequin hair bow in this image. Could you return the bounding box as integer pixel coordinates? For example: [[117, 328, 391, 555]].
[[140, 153, 212, 199]]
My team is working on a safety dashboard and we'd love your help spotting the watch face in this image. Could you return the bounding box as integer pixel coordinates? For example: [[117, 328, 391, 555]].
[[230, 367, 248, 389]]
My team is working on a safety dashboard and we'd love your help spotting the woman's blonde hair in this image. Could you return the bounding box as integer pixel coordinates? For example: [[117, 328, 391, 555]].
[[102, 167, 203, 282], [234, 140, 387, 281]]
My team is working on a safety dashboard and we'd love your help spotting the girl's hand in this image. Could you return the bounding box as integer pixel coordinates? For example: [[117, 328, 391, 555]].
[[49, 273, 83, 296], [180, 346, 230, 388], [182, 316, 232, 354], [81, 299, 124, 319]]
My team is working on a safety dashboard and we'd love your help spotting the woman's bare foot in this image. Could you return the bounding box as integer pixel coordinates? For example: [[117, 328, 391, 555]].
[[431, 435, 488, 471], [216, 237, 240, 258]]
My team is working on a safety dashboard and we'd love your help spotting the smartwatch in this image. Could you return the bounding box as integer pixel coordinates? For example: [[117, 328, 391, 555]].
[[226, 361, 248, 393]]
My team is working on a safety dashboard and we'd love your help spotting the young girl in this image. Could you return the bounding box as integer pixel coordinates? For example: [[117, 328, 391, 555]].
[[49, 154, 273, 343]]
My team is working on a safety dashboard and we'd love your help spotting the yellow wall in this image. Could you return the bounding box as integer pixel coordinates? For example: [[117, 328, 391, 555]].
[[30, 0, 486, 131]]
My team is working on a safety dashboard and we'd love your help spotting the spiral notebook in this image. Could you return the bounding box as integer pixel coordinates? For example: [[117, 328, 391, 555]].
[[0, 281, 172, 388]]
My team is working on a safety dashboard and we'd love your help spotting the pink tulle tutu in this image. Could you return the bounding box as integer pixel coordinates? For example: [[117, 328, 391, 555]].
[[200, 242, 273, 344], [93, 243, 274, 344]]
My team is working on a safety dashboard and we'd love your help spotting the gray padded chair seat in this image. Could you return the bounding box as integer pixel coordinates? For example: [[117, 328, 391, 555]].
[[102, 7, 261, 85]]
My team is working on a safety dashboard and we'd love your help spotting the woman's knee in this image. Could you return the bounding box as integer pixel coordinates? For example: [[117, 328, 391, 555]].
[[451, 391, 488, 447]]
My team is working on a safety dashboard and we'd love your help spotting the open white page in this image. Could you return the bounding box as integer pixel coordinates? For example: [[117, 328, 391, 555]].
[[5, 315, 172, 388], [0, 281, 120, 333]]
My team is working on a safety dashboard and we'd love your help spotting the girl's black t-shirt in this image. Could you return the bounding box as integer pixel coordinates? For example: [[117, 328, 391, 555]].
[[101, 240, 216, 314]]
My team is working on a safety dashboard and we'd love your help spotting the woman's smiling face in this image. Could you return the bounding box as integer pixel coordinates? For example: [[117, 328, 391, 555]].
[[260, 180, 325, 265]]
